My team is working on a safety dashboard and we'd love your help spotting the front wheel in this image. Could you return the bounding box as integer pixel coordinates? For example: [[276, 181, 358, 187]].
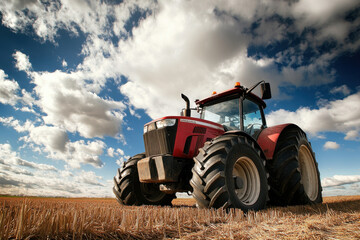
[[191, 134, 268, 211], [113, 153, 175, 206]]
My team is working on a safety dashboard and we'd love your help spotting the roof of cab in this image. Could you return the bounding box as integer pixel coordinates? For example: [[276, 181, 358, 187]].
[[195, 85, 267, 108]]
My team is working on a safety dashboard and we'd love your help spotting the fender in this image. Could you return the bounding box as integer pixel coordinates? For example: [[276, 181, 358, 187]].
[[224, 130, 267, 160], [257, 124, 300, 160]]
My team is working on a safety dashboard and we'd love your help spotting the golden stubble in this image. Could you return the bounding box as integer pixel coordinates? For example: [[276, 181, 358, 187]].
[[0, 196, 359, 239]]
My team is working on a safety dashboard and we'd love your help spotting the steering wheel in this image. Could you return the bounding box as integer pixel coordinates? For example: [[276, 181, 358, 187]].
[[246, 123, 262, 136]]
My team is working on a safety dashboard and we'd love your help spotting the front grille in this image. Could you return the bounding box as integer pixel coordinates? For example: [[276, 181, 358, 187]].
[[143, 124, 177, 157]]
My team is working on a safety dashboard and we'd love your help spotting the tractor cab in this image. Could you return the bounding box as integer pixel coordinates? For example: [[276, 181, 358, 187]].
[[196, 81, 270, 139]]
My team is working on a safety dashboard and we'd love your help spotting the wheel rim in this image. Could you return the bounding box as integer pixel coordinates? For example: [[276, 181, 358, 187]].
[[232, 157, 261, 206], [298, 145, 319, 201], [140, 183, 166, 202]]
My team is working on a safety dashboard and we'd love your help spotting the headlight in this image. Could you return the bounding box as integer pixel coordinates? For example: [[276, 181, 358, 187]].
[[156, 119, 176, 129]]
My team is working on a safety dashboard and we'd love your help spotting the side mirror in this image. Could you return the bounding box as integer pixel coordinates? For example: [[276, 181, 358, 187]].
[[261, 82, 271, 99]]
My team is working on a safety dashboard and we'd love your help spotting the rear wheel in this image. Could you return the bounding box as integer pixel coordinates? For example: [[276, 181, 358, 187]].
[[113, 153, 175, 206], [191, 134, 268, 211], [267, 127, 322, 206]]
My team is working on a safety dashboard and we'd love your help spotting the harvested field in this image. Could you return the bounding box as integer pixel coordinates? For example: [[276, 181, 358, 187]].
[[0, 195, 359, 239]]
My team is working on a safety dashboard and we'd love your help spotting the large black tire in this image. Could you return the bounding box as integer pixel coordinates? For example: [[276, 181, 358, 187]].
[[267, 127, 322, 206], [113, 153, 175, 206], [190, 134, 268, 211]]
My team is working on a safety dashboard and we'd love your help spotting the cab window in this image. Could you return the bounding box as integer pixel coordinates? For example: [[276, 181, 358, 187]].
[[243, 98, 264, 137], [201, 98, 240, 130]]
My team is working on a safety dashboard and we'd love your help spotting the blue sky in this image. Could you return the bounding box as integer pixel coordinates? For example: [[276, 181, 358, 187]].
[[0, 0, 359, 197]]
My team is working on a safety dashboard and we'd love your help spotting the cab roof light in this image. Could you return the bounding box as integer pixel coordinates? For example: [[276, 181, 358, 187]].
[[212, 91, 217, 95], [235, 82, 241, 88]]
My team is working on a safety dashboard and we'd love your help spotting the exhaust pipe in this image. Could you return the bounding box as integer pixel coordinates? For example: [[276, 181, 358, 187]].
[[181, 94, 191, 117]]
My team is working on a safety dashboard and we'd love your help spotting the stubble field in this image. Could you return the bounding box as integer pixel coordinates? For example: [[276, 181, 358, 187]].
[[0, 195, 360, 239]]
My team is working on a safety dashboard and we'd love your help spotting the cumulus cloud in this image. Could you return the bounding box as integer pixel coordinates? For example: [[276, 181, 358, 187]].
[[107, 147, 115, 157], [74, 170, 104, 186], [323, 141, 340, 150], [13, 51, 32, 71], [62, 59, 68, 68], [330, 85, 351, 96], [106, 147, 128, 166], [116, 155, 130, 167], [115, 0, 360, 118], [0, 143, 57, 171], [267, 91, 360, 138], [0, 143, 112, 197], [0, 166, 112, 197], [322, 175, 360, 188], [0, 0, 154, 42], [10, 50, 126, 139], [0, 68, 36, 112], [32, 70, 126, 138], [1, 0, 359, 120], [0, 117, 106, 168], [344, 130, 359, 140], [0, 69, 20, 106]]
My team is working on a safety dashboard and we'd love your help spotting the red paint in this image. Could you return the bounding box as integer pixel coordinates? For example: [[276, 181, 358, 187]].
[[257, 124, 292, 160], [196, 87, 266, 108], [146, 117, 296, 161], [146, 116, 225, 159], [172, 117, 225, 158]]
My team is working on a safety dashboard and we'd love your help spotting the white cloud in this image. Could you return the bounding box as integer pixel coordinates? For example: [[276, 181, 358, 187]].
[[344, 130, 359, 141], [330, 85, 351, 96], [62, 140, 105, 168], [107, 147, 125, 158], [107, 147, 115, 157], [322, 175, 360, 188], [62, 59, 68, 68], [323, 141, 340, 150], [31, 70, 126, 139], [0, 143, 57, 171], [267, 91, 360, 138], [0, 143, 112, 197], [0, 69, 36, 111], [13, 51, 32, 71], [0, 69, 20, 106], [0, 166, 112, 197], [8, 50, 127, 139], [116, 155, 130, 167], [0, 117, 105, 168], [1, 0, 359, 120], [74, 170, 104, 186], [115, 0, 358, 118], [0, 0, 154, 42]]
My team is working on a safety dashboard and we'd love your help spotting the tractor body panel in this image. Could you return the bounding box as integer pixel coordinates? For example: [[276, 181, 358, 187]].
[[143, 116, 224, 159], [257, 123, 296, 160], [140, 116, 224, 184]]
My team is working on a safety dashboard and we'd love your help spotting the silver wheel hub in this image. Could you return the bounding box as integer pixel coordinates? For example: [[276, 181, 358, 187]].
[[233, 157, 261, 206], [298, 145, 319, 201]]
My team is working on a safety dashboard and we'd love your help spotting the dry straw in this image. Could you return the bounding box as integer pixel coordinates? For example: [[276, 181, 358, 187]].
[[0, 196, 359, 239]]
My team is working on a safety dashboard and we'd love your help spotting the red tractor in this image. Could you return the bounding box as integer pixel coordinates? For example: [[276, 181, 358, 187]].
[[113, 81, 322, 211]]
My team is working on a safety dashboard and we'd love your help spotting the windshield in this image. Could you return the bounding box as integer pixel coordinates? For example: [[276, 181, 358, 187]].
[[201, 97, 264, 135], [201, 98, 240, 130]]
